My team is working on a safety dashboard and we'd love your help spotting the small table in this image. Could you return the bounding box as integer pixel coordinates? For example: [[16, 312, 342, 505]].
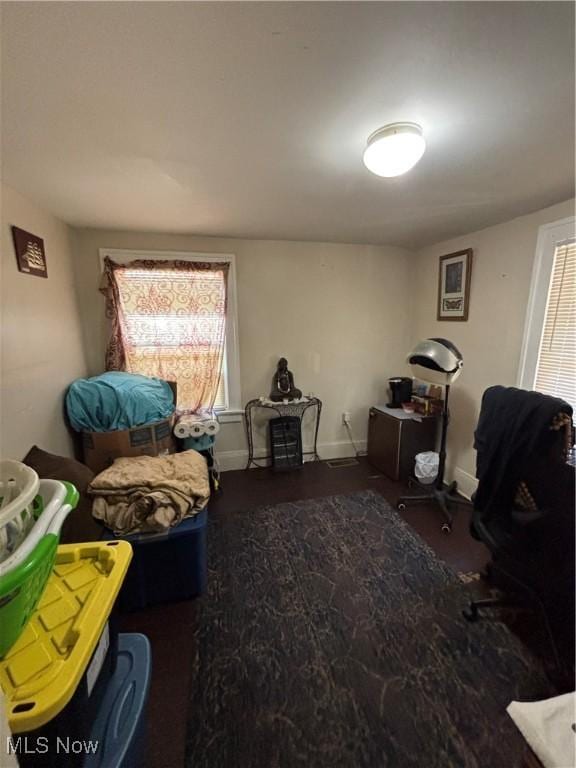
[[244, 397, 322, 469]]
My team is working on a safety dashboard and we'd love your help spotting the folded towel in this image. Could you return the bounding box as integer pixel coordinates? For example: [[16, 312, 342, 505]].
[[507, 692, 576, 768]]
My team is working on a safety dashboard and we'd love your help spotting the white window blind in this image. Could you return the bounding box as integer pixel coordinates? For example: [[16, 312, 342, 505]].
[[533, 239, 576, 408]]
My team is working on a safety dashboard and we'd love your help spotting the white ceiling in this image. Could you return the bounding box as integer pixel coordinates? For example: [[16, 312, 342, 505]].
[[2, 2, 574, 249]]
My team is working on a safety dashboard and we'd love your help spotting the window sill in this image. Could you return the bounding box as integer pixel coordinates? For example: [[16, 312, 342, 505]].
[[215, 408, 244, 424]]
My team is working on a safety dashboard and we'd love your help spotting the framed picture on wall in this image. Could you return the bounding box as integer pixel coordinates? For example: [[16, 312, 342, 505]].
[[437, 248, 472, 321], [11, 226, 48, 278]]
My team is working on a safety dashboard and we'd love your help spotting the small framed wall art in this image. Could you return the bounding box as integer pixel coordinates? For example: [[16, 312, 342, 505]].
[[437, 248, 472, 321], [11, 226, 48, 278]]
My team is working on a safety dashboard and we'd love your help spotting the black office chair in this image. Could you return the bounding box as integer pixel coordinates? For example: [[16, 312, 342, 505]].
[[462, 386, 575, 684]]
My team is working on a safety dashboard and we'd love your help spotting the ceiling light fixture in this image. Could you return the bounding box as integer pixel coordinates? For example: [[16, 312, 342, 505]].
[[363, 122, 426, 178]]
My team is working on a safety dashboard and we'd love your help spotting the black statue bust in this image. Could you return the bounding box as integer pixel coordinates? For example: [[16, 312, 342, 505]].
[[270, 358, 302, 402]]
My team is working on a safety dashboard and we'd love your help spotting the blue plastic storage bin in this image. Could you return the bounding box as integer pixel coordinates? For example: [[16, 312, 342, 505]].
[[12, 622, 118, 768], [101, 509, 208, 611], [85, 633, 151, 768]]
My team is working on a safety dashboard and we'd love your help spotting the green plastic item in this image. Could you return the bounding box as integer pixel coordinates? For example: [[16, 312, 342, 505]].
[[0, 535, 59, 657], [62, 481, 80, 511], [0, 481, 79, 659]]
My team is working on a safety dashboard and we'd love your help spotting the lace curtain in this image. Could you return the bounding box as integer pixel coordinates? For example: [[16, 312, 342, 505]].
[[100, 257, 229, 413]]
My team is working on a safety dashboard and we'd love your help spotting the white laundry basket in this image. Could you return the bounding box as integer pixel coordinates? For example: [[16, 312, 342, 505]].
[[0, 460, 40, 563], [414, 451, 439, 485], [0, 479, 72, 576]]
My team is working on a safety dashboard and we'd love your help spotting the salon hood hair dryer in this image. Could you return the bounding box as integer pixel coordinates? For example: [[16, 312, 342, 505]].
[[397, 338, 471, 533]]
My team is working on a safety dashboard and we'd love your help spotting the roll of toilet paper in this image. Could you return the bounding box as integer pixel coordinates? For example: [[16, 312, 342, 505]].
[[204, 419, 220, 436], [189, 421, 207, 437], [173, 420, 191, 439]]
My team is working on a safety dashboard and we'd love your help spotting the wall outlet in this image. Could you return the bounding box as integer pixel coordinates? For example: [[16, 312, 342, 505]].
[[342, 411, 351, 426]]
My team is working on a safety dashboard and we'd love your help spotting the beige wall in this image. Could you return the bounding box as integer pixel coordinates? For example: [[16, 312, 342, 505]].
[[1, 185, 88, 459], [72, 228, 413, 466], [411, 198, 575, 494], [2, 191, 572, 474]]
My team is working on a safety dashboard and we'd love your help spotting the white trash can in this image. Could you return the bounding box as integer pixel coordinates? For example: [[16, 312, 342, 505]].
[[414, 451, 439, 485]]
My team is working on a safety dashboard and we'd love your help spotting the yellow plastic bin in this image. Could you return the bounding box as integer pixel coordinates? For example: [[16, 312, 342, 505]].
[[0, 540, 132, 766]]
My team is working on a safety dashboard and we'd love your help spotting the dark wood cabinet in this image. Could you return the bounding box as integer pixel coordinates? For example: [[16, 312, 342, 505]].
[[367, 406, 438, 482]]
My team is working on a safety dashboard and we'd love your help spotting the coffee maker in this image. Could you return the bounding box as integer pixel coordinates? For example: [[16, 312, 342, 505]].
[[387, 377, 413, 408]]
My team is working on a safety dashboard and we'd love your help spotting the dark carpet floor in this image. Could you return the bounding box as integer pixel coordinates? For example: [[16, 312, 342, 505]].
[[185, 490, 553, 768]]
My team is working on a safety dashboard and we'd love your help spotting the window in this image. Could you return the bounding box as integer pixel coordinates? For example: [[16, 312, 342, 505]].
[[518, 218, 576, 408], [100, 249, 241, 420]]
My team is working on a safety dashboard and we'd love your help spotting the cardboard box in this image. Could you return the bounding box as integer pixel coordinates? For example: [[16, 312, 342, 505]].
[[82, 418, 176, 475], [81, 380, 178, 474]]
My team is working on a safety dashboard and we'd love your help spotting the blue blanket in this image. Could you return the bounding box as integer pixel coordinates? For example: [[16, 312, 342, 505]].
[[66, 372, 175, 432]]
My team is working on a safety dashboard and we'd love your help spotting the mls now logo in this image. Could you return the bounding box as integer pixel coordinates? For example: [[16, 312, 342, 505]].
[[7, 736, 99, 755]]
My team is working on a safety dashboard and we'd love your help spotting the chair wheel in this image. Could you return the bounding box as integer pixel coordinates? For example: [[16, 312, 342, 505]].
[[397, 503, 406, 511], [441, 523, 452, 534], [462, 606, 478, 622]]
